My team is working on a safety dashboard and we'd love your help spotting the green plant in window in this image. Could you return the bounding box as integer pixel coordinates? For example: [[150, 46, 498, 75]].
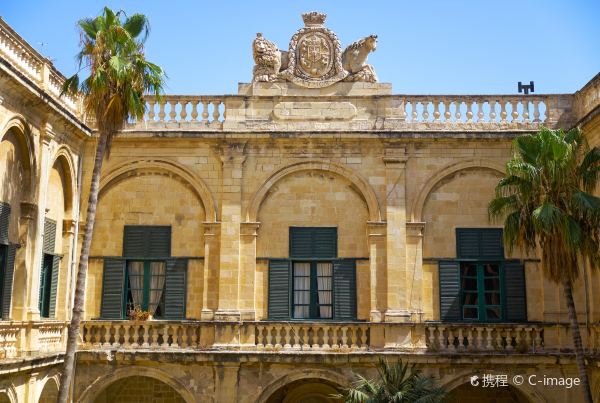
[[58, 7, 166, 402], [489, 127, 600, 403]]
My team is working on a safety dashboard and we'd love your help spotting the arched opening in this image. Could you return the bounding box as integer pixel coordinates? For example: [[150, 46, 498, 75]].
[[92, 376, 186, 403], [38, 379, 59, 403], [446, 382, 531, 402], [265, 378, 343, 403]]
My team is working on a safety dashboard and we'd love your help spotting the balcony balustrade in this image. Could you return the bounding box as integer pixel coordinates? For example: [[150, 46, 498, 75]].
[[0, 321, 68, 359], [78, 320, 600, 355]]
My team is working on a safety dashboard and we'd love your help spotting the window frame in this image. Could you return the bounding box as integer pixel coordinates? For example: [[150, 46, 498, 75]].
[[39, 253, 54, 318], [291, 260, 334, 320], [124, 259, 167, 318], [459, 260, 505, 322], [0, 244, 6, 315]]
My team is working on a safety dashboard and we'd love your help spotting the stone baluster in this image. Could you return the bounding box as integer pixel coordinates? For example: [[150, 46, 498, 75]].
[[421, 101, 430, 121], [169, 100, 178, 122], [489, 101, 497, 122], [255, 326, 264, 349], [500, 100, 508, 123], [147, 99, 156, 121], [485, 327, 493, 350], [190, 100, 199, 122], [140, 324, 149, 348], [283, 327, 291, 349], [475, 327, 484, 350], [338, 327, 347, 349], [465, 102, 474, 122], [265, 326, 273, 349], [477, 101, 485, 122], [191, 324, 199, 348], [495, 328, 503, 350], [291, 326, 300, 349], [443, 101, 451, 122], [360, 327, 368, 350], [179, 100, 188, 121], [437, 326, 446, 350], [212, 100, 221, 122], [522, 101, 530, 122], [506, 328, 515, 351], [411, 102, 418, 122], [131, 325, 140, 348], [322, 326, 330, 349], [466, 328, 473, 350], [533, 100, 541, 122], [433, 100, 441, 122], [172, 325, 180, 348], [202, 100, 210, 123], [158, 101, 166, 122], [457, 328, 465, 350], [101, 324, 110, 347], [427, 327, 435, 349], [524, 327, 532, 352], [311, 326, 319, 349], [301, 326, 310, 349], [534, 328, 543, 351], [511, 100, 519, 122], [331, 327, 340, 349], [123, 324, 131, 348], [454, 101, 462, 122], [274, 326, 283, 349]]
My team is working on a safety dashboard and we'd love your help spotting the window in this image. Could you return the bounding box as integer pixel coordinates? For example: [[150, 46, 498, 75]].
[[100, 226, 187, 320], [460, 262, 502, 321], [439, 228, 527, 323], [39, 218, 59, 319], [292, 262, 332, 319], [126, 261, 166, 318], [0, 201, 16, 320], [268, 227, 356, 321]]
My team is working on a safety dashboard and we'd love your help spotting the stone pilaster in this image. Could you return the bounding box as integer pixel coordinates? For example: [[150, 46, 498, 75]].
[[239, 222, 260, 320], [383, 146, 410, 322], [57, 218, 76, 319], [215, 142, 246, 321], [9, 201, 37, 319], [202, 222, 220, 320], [26, 120, 54, 320], [406, 221, 425, 321], [367, 221, 386, 322]]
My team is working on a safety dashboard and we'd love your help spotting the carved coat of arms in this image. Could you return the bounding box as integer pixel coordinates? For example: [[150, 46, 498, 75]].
[[251, 12, 378, 88]]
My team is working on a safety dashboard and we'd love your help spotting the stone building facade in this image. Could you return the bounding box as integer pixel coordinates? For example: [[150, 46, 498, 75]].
[[1, 12, 600, 403]]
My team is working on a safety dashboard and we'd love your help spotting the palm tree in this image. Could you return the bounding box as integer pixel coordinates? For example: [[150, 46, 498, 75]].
[[339, 358, 446, 403], [58, 7, 165, 402], [489, 127, 600, 403]]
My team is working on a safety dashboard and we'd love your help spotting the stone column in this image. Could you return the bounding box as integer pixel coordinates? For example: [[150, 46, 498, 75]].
[[201, 222, 220, 320], [367, 221, 386, 322], [25, 372, 38, 403], [383, 146, 410, 322], [215, 142, 246, 321], [11, 202, 37, 320], [239, 222, 260, 320], [214, 363, 240, 403], [406, 222, 425, 321], [26, 121, 54, 320]]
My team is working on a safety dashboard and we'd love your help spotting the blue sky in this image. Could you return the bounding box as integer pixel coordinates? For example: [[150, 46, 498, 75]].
[[2, 1, 599, 95]]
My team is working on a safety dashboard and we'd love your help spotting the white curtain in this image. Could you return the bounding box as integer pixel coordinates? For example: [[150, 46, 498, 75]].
[[293, 263, 310, 318], [148, 261, 166, 315], [128, 261, 145, 308], [317, 263, 332, 318]]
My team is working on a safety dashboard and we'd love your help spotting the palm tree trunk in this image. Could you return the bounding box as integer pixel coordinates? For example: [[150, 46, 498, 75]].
[[562, 278, 594, 403], [58, 133, 108, 403]]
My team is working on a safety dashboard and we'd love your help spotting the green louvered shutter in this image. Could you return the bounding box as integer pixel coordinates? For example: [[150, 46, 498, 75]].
[[2, 244, 16, 319], [100, 258, 126, 319], [480, 229, 504, 260], [290, 227, 337, 259], [268, 259, 290, 320], [457, 228, 504, 259], [43, 218, 57, 253], [123, 226, 147, 257], [439, 260, 461, 321], [313, 227, 337, 258], [504, 261, 527, 322], [163, 258, 187, 319], [48, 255, 60, 318], [289, 227, 314, 258], [123, 225, 171, 258], [0, 202, 10, 245], [333, 259, 356, 320], [456, 228, 480, 259]]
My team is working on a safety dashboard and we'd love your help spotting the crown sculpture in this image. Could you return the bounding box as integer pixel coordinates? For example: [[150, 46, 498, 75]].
[[252, 12, 378, 88]]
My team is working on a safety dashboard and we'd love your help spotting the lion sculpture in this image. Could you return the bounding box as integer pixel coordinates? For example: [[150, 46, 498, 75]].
[[342, 34, 378, 82], [252, 33, 288, 82]]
